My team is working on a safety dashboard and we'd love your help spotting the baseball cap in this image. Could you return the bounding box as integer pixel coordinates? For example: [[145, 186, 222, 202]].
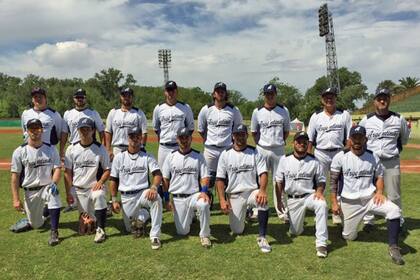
[[31, 87, 46, 96], [120, 87, 134, 95], [165, 81, 178, 91], [127, 126, 142, 136], [214, 82, 227, 92], [374, 88, 391, 98], [26, 118, 42, 129], [177, 127, 191, 137], [349, 125, 366, 137], [74, 88, 86, 97], [77, 117, 94, 129], [320, 87, 337, 96], [293, 131, 309, 141], [232, 124, 248, 134], [263, 84, 277, 95]]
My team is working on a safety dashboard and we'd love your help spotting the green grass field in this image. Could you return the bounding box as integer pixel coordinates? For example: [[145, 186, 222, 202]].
[[0, 131, 419, 279]]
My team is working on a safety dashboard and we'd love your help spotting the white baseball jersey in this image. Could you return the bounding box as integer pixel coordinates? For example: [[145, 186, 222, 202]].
[[216, 146, 267, 193], [105, 107, 148, 146], [162, 149, 209, 194], [307, 109, 352, 149], [331, 150, 384, 200], [11, 143, 60, 188], [359, 112, 410, 159], [275, 153, 325, 195], [64, 141, 110, 188], [62, 108, 105, 144], [152, 101, 195, 144], [197, 103, 243, 147], [21, 108, 63, 145], [250, 104, 290, 148], [110, 150, 160, 192]]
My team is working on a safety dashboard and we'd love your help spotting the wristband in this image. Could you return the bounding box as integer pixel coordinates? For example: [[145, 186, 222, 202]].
[[163, 192, 170, 201], [111, 196, 118, 203], [201, 186, 209, 193]]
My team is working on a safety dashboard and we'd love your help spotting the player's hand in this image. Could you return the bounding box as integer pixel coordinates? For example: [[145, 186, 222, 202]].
[[108, 151, 114, 162], [331, 201, 341, 215], [13, 199, 23, 211], [165, 201, 173, 212], [146, 188, 157, 201], [373, 192, 386, 206], [92, 181, 104, 191], [277, 200, 285, 214], [220, 199, 231, 214], [314, 191, 325, 200], [112, 201, 121, 214], [198, 192, 210, 203], [66, 193, 74, 205], [256, 190, 268, 206]]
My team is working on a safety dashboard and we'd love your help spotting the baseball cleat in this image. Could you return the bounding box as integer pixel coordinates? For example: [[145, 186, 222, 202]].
[[94, 227, 106, 243], [48, 230, 59, 246], [200, 237, 212, 248], [151, 238, 161, 250], [389, 245, 404, 265], [10, 218, 32, 233], [332, 214, 342, 225], [316, 246, 328, 258], [131, 219, 145, 238], [257, 237, 272, 253]]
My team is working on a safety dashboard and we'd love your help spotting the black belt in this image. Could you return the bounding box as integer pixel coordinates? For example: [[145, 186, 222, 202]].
[[208, 144, 227, 148], [160, 142, 178, 147], [120, 189, 143, 195], [23, 185, 46, 191], [172, 193, 195, 198], [316, 148, 341, 152], [288, 193, 311, 199]]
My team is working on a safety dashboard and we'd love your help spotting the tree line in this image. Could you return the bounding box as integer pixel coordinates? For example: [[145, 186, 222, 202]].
[[0, 68, 417, 124]]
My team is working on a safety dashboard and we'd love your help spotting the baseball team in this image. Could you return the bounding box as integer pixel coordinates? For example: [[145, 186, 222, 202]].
[[10, 81, 410, 265]]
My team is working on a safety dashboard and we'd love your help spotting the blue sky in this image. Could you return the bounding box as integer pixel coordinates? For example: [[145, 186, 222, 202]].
[[0, 0, 419, 100]]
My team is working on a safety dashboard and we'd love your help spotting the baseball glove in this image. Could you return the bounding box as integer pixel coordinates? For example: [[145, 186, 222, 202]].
[[78, 212, 96, 235]]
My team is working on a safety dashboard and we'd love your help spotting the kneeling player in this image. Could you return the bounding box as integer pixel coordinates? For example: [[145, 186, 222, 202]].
[[110, 127, 163, 250], [275, 131, 329, 258], [330, 125, 404, 265], [216, 124, 271, 253], [64, 117, 111, 243], [162, 128, 212, 248]]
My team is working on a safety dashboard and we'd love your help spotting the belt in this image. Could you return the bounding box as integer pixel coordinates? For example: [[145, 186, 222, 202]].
[[172, 193, 195, 198], [160, 142, 178, 147], [23, 185, 46, 191], [208, 144, 227, 148], [120, 189, 143, 195], [288, 193, 311, 199], [316, 148, 341, 152]]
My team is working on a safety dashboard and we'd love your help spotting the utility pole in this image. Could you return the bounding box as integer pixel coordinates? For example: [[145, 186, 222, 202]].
[[158, 49, 171, 85]]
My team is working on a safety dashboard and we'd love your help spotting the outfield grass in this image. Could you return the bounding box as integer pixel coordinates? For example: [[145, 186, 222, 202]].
[[0, 139, 419, 279]]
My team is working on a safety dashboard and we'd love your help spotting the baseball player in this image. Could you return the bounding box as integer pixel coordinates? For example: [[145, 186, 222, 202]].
[[64, 117, 111, 243], [250, 83, 290, 221], [359, 88, 410, 230], [105, 87, 148, 161], [198, 82, 243, 205], [61, 88, 105, 212], [330, 125, 404, 265], [162, 127, 212, 248], [275, 131, 329, 258], [152, 80, 195, 169], [306, 87, 352, 224], [216, 124, 271, 253], [10, 119, 62, 246], [109, 127, 163, 250]]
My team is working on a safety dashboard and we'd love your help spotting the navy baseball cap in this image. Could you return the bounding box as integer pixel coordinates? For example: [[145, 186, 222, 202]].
[[214, 82, 227, 92], [374, 88, 391, 98], [294, 131, 309, 141], [74, 88, 86, 97], [321, 87, 337, 96], [232, 124, 248, 134], [165, 81, 178, 91], [31, 87, 46, 96], [77, 117, 94, 129], [177, 127, 191, 137], [127, 126, 142, 136], [26, 118, 42, 129], [349, 125, 366, 137], [263, 84, 277, 94], [120, 87, 134, 95]]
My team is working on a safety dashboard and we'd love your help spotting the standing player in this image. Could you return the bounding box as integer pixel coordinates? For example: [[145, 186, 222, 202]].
[[162, 128, 212, 248], [64, 117, 111, 243], [198, 82, 243, 204], [105, 87, 148, 161], [10, 119, 62, 246], [152, 80, 195, 169], [306, 87, 352, 224], [275, 131, 329, 258], [251, 83, 290, 221], [359, 88, 410, 230], [109, 127, 163, 250], [61, 88, 105, 212], [330, 125, 404, 265], [216, 125, 271, 253]]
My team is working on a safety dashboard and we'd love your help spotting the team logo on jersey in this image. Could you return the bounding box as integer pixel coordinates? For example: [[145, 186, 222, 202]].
[[260, 119, 283, 129], [26, 158, 53, 168], [228, 164, 254, 173], [284, 171, 314, 181], [173, 166, 198, 175], [74, 160, 97, 169], [120, 165, 147, 175], [208, 118, 232, 127], [366, 130, 399, 140], [113, 119, 137, 129], [161, 114, 184, 123], [343, 169, 373, 178], [318, 123, 343, 133]]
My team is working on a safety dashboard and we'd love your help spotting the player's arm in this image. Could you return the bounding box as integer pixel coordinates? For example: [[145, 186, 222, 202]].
[[373, 176, 386, 205], [256, 172, 268, 205], [60, 132, 68, 160], [251, 132, 259, 145], [109, 177, 120, 213], [216, 178, 229, 214], [146, 170, 162, 201], [275, 180, 285, 212], [197, 106, 207, 141], [52, 167, 61, 185], [330, 171, 341, 214], [11, 172, 23, 211], [104, 132, 113, 159], [64, 168, 74, 205], [92, 169, 110, 191], [98, 131, 105, 144]]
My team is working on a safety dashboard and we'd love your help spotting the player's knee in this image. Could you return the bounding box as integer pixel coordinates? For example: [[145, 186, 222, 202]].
[[289, 226, 304, 236], [91, 189, 106, 200], [230, 223, 245, 235], [386, 203, 402, 220], [342, 231, 357, 241], [314, 200, 328, 212], [176, 227, 190, 236], [197, 200, 210, 211]]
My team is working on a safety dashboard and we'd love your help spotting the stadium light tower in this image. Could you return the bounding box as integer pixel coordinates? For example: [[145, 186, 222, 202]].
[[318, 3, 340, 93], [158, 49, 171, 85]]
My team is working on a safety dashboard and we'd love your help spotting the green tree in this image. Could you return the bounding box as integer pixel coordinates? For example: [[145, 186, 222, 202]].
[[398, 76, 420, 89]]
